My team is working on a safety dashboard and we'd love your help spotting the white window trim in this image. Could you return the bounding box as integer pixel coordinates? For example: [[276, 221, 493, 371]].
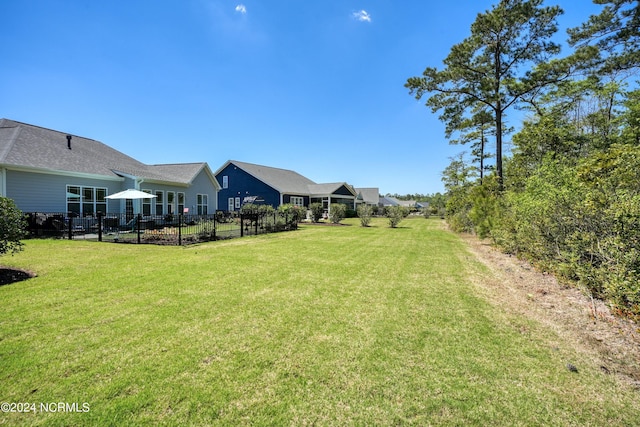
[[197, 194, 209, 215]]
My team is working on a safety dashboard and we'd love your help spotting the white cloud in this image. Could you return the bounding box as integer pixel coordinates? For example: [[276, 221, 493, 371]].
[[235, 4, 246, 14], [352, 10, 371, 22]]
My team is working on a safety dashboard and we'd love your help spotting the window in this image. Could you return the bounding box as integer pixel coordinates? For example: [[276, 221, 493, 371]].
[[155, 191, 164, 215], [67, 185, 107, 216], [178, 192, 185, 214], [222, 175, 229, 189], [142, 190, 152, 215], [96, 188, 107, 214], [67, 186, 81, 215], [291, 196, 304, 207], [167, 191, 176, 215], [235, 197, 240, 209], [228, 197, 234, 212], [197, 194, 208, 215]]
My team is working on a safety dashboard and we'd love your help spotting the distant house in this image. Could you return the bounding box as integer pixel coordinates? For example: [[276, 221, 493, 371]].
[[214, 160, 358, 212], [379, 196, 399, 207], [0, 119, 220, 216], [379, 196, 416, 209], [355, 188, 380, 207]]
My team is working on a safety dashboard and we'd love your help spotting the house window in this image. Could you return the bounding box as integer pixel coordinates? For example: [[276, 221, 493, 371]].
[[235, 197, 240, 208], [167, 191, 176, 215], [291, 196, 304, 207], [67, 186, 81, 215], [197, 194, 208, 215], [142, 190, 152, 215], [67, 185, 107, 216], [155, 191, 164, 215], [178, 192, 185, 214], [222, 176, 229, 189]]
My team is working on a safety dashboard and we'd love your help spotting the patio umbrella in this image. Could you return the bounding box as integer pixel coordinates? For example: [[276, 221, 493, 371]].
[[106, 189, 157, 200], [106, 189, 157, 243]]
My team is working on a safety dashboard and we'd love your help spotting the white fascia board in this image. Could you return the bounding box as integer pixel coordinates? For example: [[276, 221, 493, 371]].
[[4, 165, 124, 181]]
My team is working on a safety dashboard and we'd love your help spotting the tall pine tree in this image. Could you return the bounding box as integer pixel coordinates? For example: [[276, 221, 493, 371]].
[[406, 0, 567, 189]]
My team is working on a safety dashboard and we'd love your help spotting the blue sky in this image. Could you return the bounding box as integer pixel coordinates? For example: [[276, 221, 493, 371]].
[[1, 1, 603, 195]]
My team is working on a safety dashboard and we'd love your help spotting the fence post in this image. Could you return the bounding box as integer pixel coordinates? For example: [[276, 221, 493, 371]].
[[255, 214, 258, 235], [67, 214, 73, 240], [240, 213, 244, 237], [178, 213, 182, 245], [213, 215, 217, 240], [97, 212, 103, 242], [137, 213, 142, 244]]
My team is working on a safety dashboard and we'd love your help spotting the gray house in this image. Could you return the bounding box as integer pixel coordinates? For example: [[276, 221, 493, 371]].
[[0, 119, 220, 217]]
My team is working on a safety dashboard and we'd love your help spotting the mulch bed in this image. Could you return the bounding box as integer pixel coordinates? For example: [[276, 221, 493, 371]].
[[0, 267, 36, 286]]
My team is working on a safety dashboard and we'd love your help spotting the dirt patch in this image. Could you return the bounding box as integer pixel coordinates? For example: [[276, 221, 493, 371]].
[[0, 267, 36, 286], [459, 232, 640, 389]]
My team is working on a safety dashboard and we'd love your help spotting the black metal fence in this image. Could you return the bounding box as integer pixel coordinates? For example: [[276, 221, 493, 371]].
[[25, 211, 298, 245]]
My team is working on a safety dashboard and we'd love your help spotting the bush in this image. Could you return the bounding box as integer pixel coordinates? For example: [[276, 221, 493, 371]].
[[309, 203, 324, 222], [445, 186, 474, 233], [240, 203, 274, 215], [278, 204, 306, 223], [386, 206, 408, 228], [357, 204, 373, 227], [0, 197, 27, 255], [468, 178, 501, 239], [329, 204, 346, 224]]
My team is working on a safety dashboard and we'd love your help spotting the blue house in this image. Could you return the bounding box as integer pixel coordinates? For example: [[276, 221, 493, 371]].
[[214, 160, 358, 213], [0, 118, 220, 216]]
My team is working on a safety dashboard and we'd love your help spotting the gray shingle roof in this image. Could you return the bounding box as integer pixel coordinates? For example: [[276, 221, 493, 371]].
[[0, 119, 207, 185], [226, 160, 317, 194], [308, 183, 356, 196], [220, 160, 360, 198], [355, 187, 380, 204]]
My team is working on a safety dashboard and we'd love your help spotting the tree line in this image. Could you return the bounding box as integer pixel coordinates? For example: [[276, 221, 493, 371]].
[[406, 0, 640, 319]]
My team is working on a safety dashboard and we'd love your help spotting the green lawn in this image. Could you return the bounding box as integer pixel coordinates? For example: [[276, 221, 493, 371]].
[[1, 217, 638, 426]]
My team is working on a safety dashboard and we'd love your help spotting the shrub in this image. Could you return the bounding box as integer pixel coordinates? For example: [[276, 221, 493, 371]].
[[386, 206, 408, 228], [357, 204, 373, 227], [309, 203, 324, 222], [0, 197, 27, 256], [329, 204, 346, 224], [278, 204, 307, 223], [240, 203, 274, 215], [468, 178, 501, 239], [445, 185, 474, 233]]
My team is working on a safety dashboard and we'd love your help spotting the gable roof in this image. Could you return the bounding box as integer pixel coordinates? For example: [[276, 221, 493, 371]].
[[0, 119, 213, 186], [379, 196, 399, 206], [355, 187, 379, 204], [217, 160, 317, 194], [308, 183, 358, 197]]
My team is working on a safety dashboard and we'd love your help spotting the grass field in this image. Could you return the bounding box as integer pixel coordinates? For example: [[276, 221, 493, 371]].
[[1, 217, 639, 426]]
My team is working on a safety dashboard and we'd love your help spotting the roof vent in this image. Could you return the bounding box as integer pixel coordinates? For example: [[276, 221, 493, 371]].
[[66, 134, 72, 149]]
